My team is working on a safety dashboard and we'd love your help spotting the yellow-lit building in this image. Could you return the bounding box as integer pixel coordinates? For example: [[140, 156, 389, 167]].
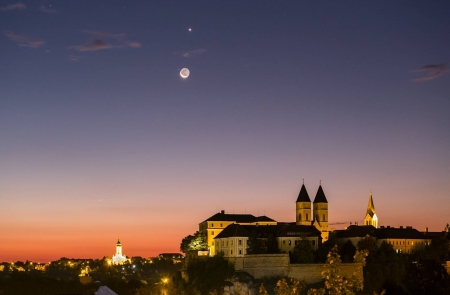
[[335, 192, 435, 254], [112, 239, 127, 265], [364, 191, 378, 228], [201, 182, 329, 256], [199, 211, 277, 256], [214, 223, 321, 257]]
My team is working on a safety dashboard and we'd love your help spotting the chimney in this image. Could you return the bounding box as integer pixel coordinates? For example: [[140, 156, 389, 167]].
[[221, 210, 225, 214], [425, 227, 428, 233]]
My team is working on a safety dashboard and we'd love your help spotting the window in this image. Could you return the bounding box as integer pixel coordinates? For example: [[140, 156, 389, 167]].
[[283, 240, 286, 245], [226, 241, 228, 246], [231, 250, 233, 255], [239, 240, 242, 246], [231, 240, 233, 245], [220, 223, 222, 227], [212, 231, 214, 235], [311, 240, 315, 246], [323, 214, 325, 221], [306, 213, 309, 220], [295, 240, 298, 245], [212, 223, 214, 227], [299, 213, 302, 221], [288, 240, 291, 246], [212, 242, 214, 246], [239, 250, 242, 255]]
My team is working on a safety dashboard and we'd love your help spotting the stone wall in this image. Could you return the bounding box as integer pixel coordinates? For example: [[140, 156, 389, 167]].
[[230, 254, 363, 284]]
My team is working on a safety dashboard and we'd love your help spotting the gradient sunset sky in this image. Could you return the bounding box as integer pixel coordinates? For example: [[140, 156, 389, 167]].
[[1, 1, 449, 263]]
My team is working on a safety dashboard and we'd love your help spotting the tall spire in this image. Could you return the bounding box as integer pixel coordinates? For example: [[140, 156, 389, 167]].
[[296, 183, 311, 202], [313, 184, 328, 203], [366, 190, 375, 215]]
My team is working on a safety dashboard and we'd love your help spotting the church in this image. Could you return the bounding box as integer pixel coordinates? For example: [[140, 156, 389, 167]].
[[200, 181, 330, 257], [112, 239, 128, 265], [199, 181, 444, 257]]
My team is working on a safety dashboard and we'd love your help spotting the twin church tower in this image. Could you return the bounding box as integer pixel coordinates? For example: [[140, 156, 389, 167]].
[[295, 181, 379, 241], [295, 181, 329, 240]]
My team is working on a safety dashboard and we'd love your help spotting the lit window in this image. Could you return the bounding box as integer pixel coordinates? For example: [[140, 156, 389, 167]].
[[288, 240, 291, 246]]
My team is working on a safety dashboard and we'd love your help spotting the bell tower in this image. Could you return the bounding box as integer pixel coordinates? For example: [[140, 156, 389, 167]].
[[364, 190, 378, 228], [313, 182, 329, 240], [296, 180, 312, 225]]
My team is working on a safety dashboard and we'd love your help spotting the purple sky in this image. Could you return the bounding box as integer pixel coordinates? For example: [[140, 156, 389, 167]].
[[1, 1, 449, 262]]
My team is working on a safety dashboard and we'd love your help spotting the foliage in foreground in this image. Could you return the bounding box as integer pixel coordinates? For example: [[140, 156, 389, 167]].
[[180, 231, 208, 253]]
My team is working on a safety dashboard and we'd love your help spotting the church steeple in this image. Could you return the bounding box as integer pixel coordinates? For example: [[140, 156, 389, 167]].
[[366, 190, 375, 216], [296, 182, 312, 225], [364, 190, 378, 228], [312, 183, 329, 241]]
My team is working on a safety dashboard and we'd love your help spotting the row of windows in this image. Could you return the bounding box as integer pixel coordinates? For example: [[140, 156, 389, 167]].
[[214, 239, 245, 247], [282, 239, 316, 246], [221, 249, 246, 256], [215, 238, 317, 247], [210, 223, 224, 228], [388, 240, 428, 246]]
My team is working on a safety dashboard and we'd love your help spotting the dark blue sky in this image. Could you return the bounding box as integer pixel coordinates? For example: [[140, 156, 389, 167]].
[[1, 1, 449, 261]]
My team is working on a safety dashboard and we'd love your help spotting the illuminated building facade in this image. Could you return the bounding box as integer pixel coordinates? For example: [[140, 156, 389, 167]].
[[199, 211, 277, 256], [112, 239, 127, 265], [296, 183, 329, 241], [363, 191, 378, 228], [214, 223, 321, 257]]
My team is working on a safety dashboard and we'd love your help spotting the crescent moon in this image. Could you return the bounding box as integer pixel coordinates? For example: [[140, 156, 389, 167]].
[[180, 68, 190, 78]]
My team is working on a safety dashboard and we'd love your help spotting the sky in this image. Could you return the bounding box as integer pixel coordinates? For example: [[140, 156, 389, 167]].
[[1, 1, 449, 263]]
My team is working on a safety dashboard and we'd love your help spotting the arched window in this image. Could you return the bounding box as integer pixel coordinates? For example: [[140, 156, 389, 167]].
[[306, 213, 309, 221]]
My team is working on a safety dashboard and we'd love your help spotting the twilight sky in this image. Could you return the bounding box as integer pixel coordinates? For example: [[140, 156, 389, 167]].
[[1, 1, 449, 263]]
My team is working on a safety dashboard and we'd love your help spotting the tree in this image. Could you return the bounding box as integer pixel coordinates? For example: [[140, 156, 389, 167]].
[[307, 246, 365, 295], [273, 278, 306, 295], [291, 238, 314, 263], [247, 230, 263, 254], [186, 254, 234, 294], [315, 233, 338, 263], [180, 231, 207, 253], [267, 233, 279, 254], [340, 240, 356, 263]]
